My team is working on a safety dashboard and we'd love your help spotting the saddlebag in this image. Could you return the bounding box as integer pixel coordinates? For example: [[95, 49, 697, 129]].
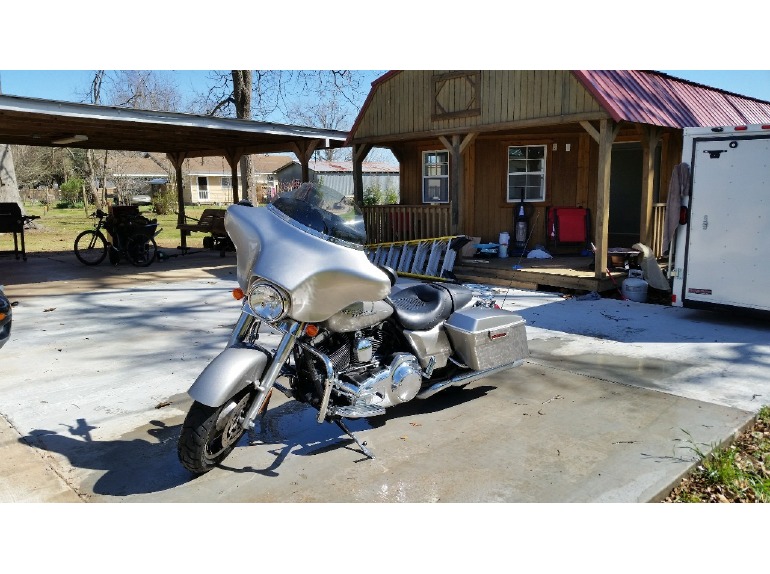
[[444, 307, 528, 370]]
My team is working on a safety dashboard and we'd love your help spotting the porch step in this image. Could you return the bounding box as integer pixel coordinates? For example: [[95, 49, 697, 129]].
[[453, 259, 620, 293], [366, 236, 469, 281]]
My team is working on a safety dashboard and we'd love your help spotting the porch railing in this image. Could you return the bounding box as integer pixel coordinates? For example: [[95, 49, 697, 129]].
[[363, 204, 451, 244], [650, 203, 666, 258]]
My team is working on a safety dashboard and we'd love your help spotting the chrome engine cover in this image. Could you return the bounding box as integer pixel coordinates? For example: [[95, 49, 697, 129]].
[[351, 353, 423, 409]]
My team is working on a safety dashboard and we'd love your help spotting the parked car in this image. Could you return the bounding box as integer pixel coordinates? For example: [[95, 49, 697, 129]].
[[131, 194, 153, 206], [0, 286, 11, 349]]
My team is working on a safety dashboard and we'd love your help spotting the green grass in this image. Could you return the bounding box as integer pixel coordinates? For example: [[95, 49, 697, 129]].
[[19, 203, 211, 253], [666, 406, 770, 502]]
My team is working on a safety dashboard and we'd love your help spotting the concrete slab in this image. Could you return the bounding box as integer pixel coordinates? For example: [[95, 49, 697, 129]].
[[0, 252, 763, 502]]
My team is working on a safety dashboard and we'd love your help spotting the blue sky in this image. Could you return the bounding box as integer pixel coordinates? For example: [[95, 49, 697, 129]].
[[2, 70, 770, 107]]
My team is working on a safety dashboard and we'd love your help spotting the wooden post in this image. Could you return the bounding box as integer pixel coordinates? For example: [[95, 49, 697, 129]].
[[167, 152, 188, 250], [640, 126, 661, 247], [593, 119, 619, 279], [224, 149, 241, 204], [353, 143, 371, 205], [439, 132, 477, 236], [291, 139, 322, 184]]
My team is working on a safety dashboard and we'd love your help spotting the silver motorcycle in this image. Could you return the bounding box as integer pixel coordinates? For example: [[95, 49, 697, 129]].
[[177, 183, 529, 475]]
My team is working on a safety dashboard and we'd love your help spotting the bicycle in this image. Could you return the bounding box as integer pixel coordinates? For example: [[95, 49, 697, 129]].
[[74, 209, 161, 267]]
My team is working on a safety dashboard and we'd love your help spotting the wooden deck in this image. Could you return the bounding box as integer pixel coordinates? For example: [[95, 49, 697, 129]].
[[452, 254, 630, 293]]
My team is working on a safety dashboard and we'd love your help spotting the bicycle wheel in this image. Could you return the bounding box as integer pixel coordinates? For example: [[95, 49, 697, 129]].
[[74, 230, 108, 265], [126, 234, 158, 267]]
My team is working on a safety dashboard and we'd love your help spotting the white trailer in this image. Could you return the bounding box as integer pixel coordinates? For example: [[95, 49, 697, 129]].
[[670, 124, 770, 313]]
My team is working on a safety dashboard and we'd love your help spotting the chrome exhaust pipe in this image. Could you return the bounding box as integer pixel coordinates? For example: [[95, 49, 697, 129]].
[[416, 359, 525, 399]]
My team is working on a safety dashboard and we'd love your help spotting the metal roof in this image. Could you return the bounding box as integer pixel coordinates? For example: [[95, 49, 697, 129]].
[[308, 160, 399, 173], [573, 70, 770, 128], [0, 94, 348, 157]]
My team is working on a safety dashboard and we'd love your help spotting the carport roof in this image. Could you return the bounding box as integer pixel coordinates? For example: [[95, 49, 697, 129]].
[[0, 94, 348, 157]]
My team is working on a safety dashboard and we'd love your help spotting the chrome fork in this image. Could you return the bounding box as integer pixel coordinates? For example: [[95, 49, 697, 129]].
[[240, 320, 303, 430]]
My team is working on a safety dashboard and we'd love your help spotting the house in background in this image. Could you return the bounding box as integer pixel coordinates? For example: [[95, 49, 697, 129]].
[[183, 155, 295, 204], [274, 159, 400, 199], [347, 70, 770, 288], [104, 152, 296, 205]]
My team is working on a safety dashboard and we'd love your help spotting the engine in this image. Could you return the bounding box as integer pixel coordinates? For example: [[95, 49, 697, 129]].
[[298, 322, 423, 411]]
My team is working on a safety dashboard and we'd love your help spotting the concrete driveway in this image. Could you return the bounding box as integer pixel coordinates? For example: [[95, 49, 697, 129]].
[[0, 250, 766, 502]]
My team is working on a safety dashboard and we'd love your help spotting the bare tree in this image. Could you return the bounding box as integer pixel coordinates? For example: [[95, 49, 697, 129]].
[[0, 144, 22, 208], [85, 71, 107, 208], [232, 71, 253, 201], [0, 78, 23, 209], [104, 70, 182, 111], [286, 96, 351, 161], [193, 70, 379, 193]]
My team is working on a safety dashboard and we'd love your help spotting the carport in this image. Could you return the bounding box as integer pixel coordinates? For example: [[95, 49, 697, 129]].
[[0, 93, 348, 248]]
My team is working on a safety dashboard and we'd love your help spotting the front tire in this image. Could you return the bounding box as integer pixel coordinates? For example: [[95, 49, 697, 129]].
[[74, 230, 108, 265], [178, 386, 257, 475]]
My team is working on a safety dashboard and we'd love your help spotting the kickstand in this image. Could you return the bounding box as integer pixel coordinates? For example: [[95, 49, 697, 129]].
[[334, 419, 375, 459]]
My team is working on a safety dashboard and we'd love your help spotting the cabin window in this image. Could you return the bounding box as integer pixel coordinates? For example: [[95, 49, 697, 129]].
[[197, 176, 209, 201], [507, 145, 546, 202], [221, 176, 232, 189], [422, 150, 449, 203]]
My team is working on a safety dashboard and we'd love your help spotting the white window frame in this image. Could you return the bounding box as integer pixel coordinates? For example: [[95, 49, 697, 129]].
[[197, 176, 209, 201], [221, 176, 232, 189], [507, 144, 546, 203], [422, 150, 450, 204]]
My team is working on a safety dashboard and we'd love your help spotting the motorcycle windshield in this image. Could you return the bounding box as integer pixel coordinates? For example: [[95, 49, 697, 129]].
[[269, 182, 366, 248]]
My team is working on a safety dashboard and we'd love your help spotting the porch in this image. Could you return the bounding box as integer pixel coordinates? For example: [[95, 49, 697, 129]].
[[364, 203, 668, 293], [452, 255, 625, 293]]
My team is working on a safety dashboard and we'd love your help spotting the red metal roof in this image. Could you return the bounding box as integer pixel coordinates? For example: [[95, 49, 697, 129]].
[[573, 70, 770, 128]]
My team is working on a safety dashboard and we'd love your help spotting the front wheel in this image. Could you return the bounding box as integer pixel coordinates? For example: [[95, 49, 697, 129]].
[[126, 234, 157, 267], [74, 230, 108, 265], [177, 386, 257, 475]]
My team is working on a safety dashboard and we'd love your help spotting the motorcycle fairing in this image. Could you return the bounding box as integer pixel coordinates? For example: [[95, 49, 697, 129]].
[[226, 205, 391, 323]]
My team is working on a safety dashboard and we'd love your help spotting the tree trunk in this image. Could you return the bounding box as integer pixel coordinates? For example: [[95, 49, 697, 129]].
[[0, 144, 23, 211], [232, 71, 254, 201]]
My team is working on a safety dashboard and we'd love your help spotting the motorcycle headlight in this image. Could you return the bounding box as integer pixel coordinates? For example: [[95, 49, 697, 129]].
[[247, 282, 289, 321]]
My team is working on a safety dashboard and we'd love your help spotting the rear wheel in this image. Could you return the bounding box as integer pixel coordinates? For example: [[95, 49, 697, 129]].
[[126, 234, 157, 266], [74, 230, 108, 265], [177, 386, 257, 475]]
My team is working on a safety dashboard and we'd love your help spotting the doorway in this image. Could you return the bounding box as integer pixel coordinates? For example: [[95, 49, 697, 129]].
[[609, 143, 642, 247]]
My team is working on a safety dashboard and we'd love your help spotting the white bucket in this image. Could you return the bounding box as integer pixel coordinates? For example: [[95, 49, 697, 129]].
[[498, 232, 510, 258], [622, 270, 648, 303]]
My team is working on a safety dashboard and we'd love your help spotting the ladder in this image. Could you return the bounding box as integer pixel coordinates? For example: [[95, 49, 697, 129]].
[[366, 235, 468, 281]]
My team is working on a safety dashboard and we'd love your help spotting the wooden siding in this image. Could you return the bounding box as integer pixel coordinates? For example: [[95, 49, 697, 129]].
[[354, 71, 605, 140], [390, 126, 682, 250]]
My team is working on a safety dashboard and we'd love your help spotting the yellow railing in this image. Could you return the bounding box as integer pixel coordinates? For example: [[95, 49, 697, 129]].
[[362, 204, 451, 244]]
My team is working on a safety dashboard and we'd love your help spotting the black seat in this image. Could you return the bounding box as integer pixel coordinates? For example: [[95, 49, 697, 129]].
[[388, 282, 473, 331]]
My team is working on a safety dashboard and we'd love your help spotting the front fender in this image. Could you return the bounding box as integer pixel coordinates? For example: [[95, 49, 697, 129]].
[[188, 347, 270, 407]]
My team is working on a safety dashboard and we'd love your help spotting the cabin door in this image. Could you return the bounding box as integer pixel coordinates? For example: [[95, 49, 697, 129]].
[[609, 142, 642, 247]]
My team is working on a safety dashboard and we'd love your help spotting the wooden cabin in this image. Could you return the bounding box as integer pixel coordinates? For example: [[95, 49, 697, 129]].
[[348, 70, 770, 292]]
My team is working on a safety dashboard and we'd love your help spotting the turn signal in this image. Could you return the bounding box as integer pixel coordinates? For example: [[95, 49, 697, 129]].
[[232, 288, 245, 300], [305, 324, 319, 337]]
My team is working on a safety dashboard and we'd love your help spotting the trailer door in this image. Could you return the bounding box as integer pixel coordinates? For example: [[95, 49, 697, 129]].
[[684, 135, 770, 311]]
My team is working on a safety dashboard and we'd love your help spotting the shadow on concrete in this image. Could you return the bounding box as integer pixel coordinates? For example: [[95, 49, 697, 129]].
[[20, 418, 190, 496], [16, 385, 492, 495], [0, 248, 235, 295]]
